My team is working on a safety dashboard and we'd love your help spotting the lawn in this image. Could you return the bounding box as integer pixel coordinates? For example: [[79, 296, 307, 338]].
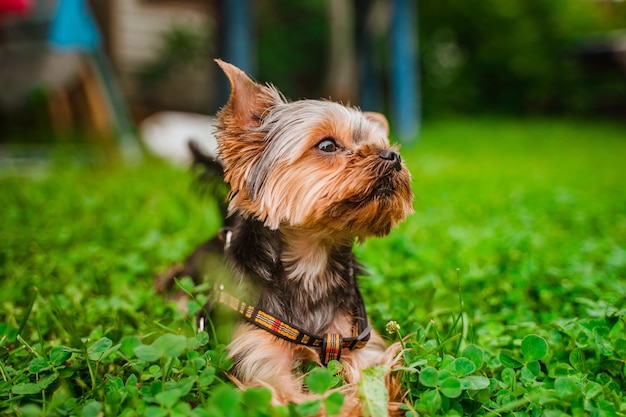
[[1, 117, 625, 416]]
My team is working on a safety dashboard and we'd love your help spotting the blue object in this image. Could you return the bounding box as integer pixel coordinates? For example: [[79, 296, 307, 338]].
[[222, 0, 254, 75], [390, 0, 421, 143], [48, 0, 101, 52], [356, 0, 382, 113]]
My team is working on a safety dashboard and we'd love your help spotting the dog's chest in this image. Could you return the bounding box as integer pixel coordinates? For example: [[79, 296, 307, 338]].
[[256, 264, 358, 335], [225, 218, 364, 336]]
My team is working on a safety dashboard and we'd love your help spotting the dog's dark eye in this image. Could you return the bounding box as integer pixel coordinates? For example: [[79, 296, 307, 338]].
[[316, 138, 338, 153]]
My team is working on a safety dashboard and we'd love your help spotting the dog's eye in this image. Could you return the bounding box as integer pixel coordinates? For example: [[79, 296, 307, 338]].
[[316, 138, 338, 153]]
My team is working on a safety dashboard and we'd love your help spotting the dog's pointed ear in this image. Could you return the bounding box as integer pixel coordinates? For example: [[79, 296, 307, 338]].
[[363, 111, 390, 136], [216, 59, 281, 128]]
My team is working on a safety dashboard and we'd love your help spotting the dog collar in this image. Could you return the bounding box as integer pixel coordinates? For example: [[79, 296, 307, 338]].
[[210, 285, 372, 365]]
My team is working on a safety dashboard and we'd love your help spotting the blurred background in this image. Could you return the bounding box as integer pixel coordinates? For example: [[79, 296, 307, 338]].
[[0, 0, 625, 163]]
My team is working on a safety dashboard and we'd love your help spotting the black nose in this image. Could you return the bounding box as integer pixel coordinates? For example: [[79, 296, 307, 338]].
[[378, 149, 402, 171]]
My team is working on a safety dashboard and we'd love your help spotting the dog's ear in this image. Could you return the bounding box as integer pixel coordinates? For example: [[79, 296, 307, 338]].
[[214, 60, 284, 219], [216, 59, 281, 129], [363, 111, 390, 136]]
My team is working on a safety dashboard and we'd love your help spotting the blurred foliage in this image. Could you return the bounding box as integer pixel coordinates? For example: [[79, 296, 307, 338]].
[[418, 0, 626, 116], [136, 25, 214, 113], [1, 118, 625, 415], [254, 0, 626, 116], [138, 26, 212, 89], [256, 0, 330, 100]]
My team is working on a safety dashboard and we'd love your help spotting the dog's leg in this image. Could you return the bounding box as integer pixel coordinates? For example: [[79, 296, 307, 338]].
[[226, 324, 314, 404]]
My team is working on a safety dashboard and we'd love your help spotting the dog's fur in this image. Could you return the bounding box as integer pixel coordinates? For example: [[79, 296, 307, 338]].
[[157, 60, 414, 414]]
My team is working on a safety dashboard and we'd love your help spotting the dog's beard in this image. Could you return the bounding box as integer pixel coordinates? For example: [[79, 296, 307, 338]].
[[262, 150, 413, 238], [322, 165, 413, 238]]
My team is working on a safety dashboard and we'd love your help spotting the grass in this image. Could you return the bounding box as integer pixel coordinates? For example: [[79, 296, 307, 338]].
[[1, 117, 625, 416]]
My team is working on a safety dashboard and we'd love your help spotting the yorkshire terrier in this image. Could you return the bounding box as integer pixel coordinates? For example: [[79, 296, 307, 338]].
[[157, 60, 413, 414]]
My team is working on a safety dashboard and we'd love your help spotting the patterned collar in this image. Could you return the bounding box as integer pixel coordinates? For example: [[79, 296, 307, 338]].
[[197, 227, 372, 365]]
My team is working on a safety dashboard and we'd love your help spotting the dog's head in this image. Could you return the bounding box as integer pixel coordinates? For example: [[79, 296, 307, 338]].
[[214, 60, 413, 239]]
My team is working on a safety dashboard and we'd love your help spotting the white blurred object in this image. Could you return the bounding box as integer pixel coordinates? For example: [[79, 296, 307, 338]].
[[140, 111, 219, 165]]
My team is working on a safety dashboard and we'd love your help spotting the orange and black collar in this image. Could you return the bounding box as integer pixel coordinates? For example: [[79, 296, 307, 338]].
[[206, 286, 371, 365]]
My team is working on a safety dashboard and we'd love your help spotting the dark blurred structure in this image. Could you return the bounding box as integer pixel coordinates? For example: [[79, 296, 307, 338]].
[[0, 0, 141, 158], [417, 0, 626, 117], [575, 30, 626, 118], [1, 0, 625, 151]]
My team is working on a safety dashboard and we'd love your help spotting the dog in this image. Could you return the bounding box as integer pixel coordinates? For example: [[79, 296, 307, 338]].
[[157, 60, 414, 414]]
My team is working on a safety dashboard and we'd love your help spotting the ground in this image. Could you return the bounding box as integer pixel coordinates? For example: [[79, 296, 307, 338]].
[[1, 117, 625, 416]]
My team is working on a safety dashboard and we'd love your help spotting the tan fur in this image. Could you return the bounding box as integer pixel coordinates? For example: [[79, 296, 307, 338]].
[[227, 322, 402, 414], [214, 60, 413, 235]]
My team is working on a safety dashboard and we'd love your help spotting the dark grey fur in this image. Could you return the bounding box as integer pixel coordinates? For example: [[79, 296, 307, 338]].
[[157, 143, 367, 337]]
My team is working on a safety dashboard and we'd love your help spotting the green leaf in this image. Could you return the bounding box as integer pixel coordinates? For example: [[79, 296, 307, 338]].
[[88, 337, 113, 354], [357, 366, 389, 417], [176, 376, 196, 396], [419, 389, 442, 411], [462, 344, 484, 370], [418, 366, 439, 388], [49, 346, 72, 365], [151, 334, 187, 358], [569, 348, 585, 372], [439, 377, 462, 398], [327, 360, 343, 375], [28, 357, 51, 374], [585, 381, 603, 400], [525, 360, 541, 377], [134, 344, 161, 362], [452, 357, 476, 377], [305, 367, 334, 394], [521, 335, 548, 362], [269, 405, 291, 417], [88, 338, 119, 361], [209, 385, 241, 410], [198, 366, 216, 387], [614, 339, 626, 359], [170, 402, 192, 417], [520, 365, 537, 382], [241, 387, 272, 411], [295, 400, 322, 416], [597, 400, 617, 415], [324, 392, 345, 416], [105, 373, 124, 390], [120, 336, 141, 358], [19, 404, 43, 417], [186, 335, 201, 351], [12, 383, 42, 395], [459, 375, 490, 390], [593, 328, 613, 356], [555, 376, 581, 399], [501, 367, 516, 387], [499, 349, 523, 369], [125, 374, 139, 398], [81, 401, 102, 417], [155, 388, 182, 408], [145, 406, 168, 417], [126, 373, 138, 388], [186, 300, 202, 315], [37, 373, 58, 389], [196, 331, 210, 347], [148, 364, 161, 375]]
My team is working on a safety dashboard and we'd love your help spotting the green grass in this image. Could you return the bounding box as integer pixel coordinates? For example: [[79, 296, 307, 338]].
[[1, 118, 625, 416]]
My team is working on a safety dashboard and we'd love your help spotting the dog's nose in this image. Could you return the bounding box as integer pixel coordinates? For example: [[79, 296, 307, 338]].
[[378, 149, 402, 171]]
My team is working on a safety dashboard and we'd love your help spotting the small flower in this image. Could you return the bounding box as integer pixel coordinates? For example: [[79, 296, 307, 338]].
[[386, 320, 401, 334]]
